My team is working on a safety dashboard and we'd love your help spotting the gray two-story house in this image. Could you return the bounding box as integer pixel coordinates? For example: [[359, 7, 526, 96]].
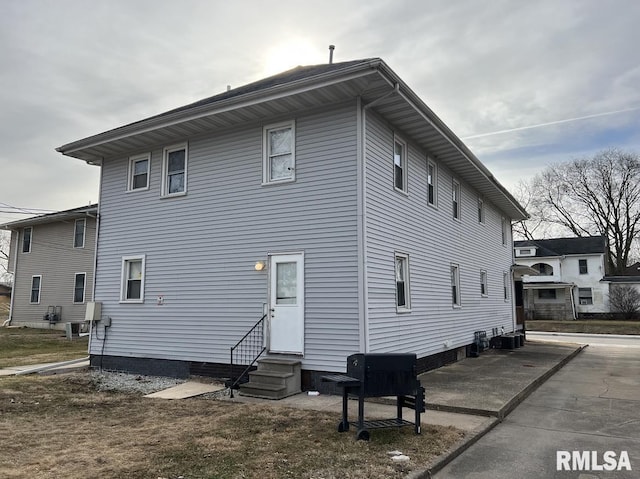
[[57, 58, 527, 388], [1, 205, 97, 329]]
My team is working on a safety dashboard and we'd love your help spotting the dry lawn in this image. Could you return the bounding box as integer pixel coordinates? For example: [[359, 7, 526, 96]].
[[0, 327, 88, 369], [0, 373, 463, 478]]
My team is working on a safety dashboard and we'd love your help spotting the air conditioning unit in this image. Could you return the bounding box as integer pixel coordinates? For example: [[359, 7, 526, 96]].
[[84, 302, 102, 323], [579, 299, 590, 305]]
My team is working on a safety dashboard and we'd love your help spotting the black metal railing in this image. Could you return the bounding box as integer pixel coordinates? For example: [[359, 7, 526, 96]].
[[229, 314, 267, 398]]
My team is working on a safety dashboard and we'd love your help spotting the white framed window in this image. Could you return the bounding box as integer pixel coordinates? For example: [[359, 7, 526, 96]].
[[22, 227, 32, 253], [30, 275, 41, 304], [451, 264, 461, 307], [427, 158, 437, 207], [128, 153, 150, 191], [480, 270, 488, 297], [503, 272, 509, 301], [395, 253, 411, 311], [74, 218, 86, 248], [162, 144, 187, 196], [393, 135, 408, 193], [263, 121, 295, 184], [501, 217, 508, 245], [452, 180, 461, 220], [120, 255, 146, 303], [74, 273, 86, 303], [578, 287, 593, 305], [477, 197, 485, 223]]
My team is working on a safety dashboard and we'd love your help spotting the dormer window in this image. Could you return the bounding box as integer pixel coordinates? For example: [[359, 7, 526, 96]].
[[515, 247, 536, 257]]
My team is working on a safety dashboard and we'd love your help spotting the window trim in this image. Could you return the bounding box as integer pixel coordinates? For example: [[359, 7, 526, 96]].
[[578, 287, 593, 305], [393, 134, 408, 194], [162, 144, 188, 197], [73, 272, 87, 304], [477, 197, 485, 224], [73, 218, 86, 248], [394, 252, 411, 312], [427, 158, 437, 208], [262, 120, 296, 185], [578, 259, 588, 275], [451, 263, 461, 308], [22, 227, 32, 253], [120, 255, 146, 303], [452, 179, 461, 221], [128, 152, 151, 192], [503, 272, 510, 302], [30, 275, 41, 304], [480, 270, 488, 297]]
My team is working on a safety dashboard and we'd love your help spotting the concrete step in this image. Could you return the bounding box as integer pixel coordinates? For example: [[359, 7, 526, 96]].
[[248, 370, 294, 387], [257, 357, 302, 374], [238, 381, 291, 400]]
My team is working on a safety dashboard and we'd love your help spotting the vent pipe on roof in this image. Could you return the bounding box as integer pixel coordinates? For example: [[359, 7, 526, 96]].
[[227, 85, 231, 92], [329, 45, 335, 64]]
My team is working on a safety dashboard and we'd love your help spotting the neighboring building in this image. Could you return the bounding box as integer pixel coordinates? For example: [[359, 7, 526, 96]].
[[602, 262, 640, 317], [514, 236, 608, 319], [57, 58, 527, 385], [0, 283, 11, 322], [0, 205, 97, 329]]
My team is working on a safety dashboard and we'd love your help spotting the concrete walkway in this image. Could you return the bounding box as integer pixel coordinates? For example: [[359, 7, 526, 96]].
[[0, 357, 89, 376]]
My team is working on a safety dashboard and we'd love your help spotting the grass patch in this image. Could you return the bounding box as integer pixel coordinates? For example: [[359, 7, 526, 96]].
[[526, 320, 640, 335], [0, 374, 463, 478], [0, 327, 88, 368]]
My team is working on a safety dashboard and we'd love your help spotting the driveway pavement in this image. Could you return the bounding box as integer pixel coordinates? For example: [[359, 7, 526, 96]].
[[434, 344, 640, 478]]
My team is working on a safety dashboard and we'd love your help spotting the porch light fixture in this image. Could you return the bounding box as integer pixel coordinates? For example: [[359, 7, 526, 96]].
[[254, 261, 266, 271]]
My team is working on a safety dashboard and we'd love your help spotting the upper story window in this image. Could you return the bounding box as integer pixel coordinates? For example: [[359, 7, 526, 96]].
[[477, 197, 485, 223], [263, 121, 295, 184], [395, 253, 411, 311], [393, 136, 408, 193], [451, 264, 461, 307], [515, 248, 535, 257], [128, 153, 150, 191], [162, 144, 187, 196], [578, 259, 588, 274], [452, 180, 461, 220], [22, 227, 32, 253], [532, 263, 554, 275], [74, 219, 86, 248], [121, 255, 146, 302], [30, 275, 41, 304], [501, 217, 508, 245], [74, 273, 86, 303], [427, 159, 437, 207], [480, 270, 488, 297]]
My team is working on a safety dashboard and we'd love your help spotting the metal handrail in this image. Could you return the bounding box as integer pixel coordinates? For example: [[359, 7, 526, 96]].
[[229, 314, 267, 398]]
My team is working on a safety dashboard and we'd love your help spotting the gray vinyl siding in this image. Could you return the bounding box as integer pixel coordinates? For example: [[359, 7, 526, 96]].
[[9, 218, 96, 328], [365, 112, 513, 355], [94, 103, 360, 372]]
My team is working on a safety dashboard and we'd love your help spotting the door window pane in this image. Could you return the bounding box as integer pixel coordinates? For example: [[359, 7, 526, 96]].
[[276, 262, 297, 304]]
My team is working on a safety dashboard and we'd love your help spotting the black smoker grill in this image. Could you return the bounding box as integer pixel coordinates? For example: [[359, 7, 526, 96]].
[[321, 353, 425, 441]]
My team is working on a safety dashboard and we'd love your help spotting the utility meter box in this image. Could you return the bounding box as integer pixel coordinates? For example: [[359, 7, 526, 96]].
[[84, 301, 102, 323]]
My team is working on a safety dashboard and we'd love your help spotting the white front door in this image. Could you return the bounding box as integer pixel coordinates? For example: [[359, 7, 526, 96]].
[[269, 253, 304, 354]]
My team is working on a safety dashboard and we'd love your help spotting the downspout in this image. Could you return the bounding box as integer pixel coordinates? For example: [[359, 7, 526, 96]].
[[358, 83, 400, 353], [7, 230, 19, 326], [569, 284, 577, 320], [87, 161, 103, 357]]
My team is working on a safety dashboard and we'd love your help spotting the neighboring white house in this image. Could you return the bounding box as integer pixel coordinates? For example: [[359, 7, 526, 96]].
[[0, 205, 98, 329], [514, 236, 608, 319], [56, 58, 527, 388]]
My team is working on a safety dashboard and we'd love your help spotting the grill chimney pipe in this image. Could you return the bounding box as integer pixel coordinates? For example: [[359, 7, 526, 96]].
[[329, 45, 335, 64]]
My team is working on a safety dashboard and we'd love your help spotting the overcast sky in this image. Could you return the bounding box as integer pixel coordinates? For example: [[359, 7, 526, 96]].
[[1, 0, 639, 225]]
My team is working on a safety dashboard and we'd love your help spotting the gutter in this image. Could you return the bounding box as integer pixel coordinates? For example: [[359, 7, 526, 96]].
[[7, 231, 18, 325]]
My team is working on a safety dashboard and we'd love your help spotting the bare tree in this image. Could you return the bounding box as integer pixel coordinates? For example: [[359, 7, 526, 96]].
[[0, 230, 12, 284], [609, 284, 640, 319], [523, 149, 640, 274], [512, 179, 553, 240]]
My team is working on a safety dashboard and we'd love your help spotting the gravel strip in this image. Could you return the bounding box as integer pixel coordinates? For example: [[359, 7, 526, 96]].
[[90, 370, 230, 399]]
